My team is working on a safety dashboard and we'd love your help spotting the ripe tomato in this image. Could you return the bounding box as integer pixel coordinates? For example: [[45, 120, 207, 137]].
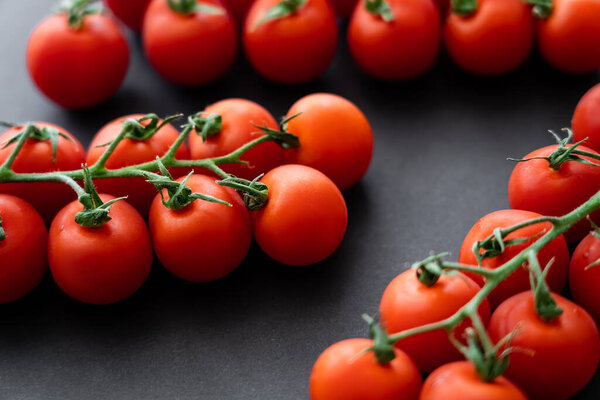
[[251, 165, 347, 266], [573, 83, 600, 152], [569, 232, 600, 323], [0, 195, 47, 303], [222, 0, 254, 22], [149, 174, 252, 282], [0, 123, 86, 224], [458, 209, 569, 309], [243, 0, 338, 84], [142, 0, 237, 86], [49, 194, 153, 304], [488, 291, 600, 400], [508, 144, 600, 242], [87, 114, 189, 217], [284, 93, 373, 191], [27, 13, 128, 109], [309, 338, 422, 400], [380, 270, 490, 372], [444, 0, 534, 76], [347, 0, 440, 81], [189, 98, 283, 180], [104, 0, 151, 31], [420, 361, 527, 400], [537, 0, 600, 74]]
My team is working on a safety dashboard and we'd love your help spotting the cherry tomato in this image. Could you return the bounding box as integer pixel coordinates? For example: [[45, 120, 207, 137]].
[[0, 123, 86, 224], [444, 0, 534, 76], [0, 195, 47, 303], [27, 13, 129, 109], [284, 93, 373, 191], [488, 291, 600, 400], [537, 0, 600, 74], [458, 209, 569, 309], [420, 361, 527, 400], [329, 0, 358, 17], [222, 0, 255, 22], [149, 174, 252, 282], [189, 98, 283, 180], [508, 144, 600, 242], [380, 270, 490, 372], [251, 165, 347, 266], [142, 0, 237, 86], [569, 232, 600, 323], [348, 0, 440, 81], [87, 114, 189, 217], [573, 83, 600, 152], [104, 0, 151, 31], [49, 195, 153, 304], [310, 338, 422, 400], [243, 0, 338, 84]]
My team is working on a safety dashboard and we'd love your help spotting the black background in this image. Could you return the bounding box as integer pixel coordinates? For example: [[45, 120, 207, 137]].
[[1, 0, 599, 398]]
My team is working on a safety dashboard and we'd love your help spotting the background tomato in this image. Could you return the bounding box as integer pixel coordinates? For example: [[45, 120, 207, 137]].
[[569, 232, 600, 323], [573, 83, 600, 152], [104, 0, 151, 31]]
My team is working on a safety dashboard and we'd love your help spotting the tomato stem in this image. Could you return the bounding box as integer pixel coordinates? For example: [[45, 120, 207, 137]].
[[450, 0, 478, 16], [365, 0, 394, 22], [252, 0, 308, 30], [166, 0, 225, 16], [60, 0, 102, 29], [523, 0, 553, 19]]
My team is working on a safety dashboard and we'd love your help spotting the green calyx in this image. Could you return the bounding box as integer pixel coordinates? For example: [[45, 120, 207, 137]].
[[96, 114, 183, 147], [365, 0, 394, 22], [460, 327, 513, 382], [1, 123, 73, 163], [74, 165, 126, 228], [473, 227, 537, 265], [60, 0, 102, 29], [528, 253, 563, 321], [586, 217, 600, 269], [413, 253, 448, 287], [217, 174, 269, 210], [166, 0, 225, 15], [524, 0, 553, 19], [363, 314, 396, 364], [252, 113, 301, 150], [451, 0, 478, 16], [253, 0, 307, 30], [0, 216, 5, 242], [189, 112, 223, 142]]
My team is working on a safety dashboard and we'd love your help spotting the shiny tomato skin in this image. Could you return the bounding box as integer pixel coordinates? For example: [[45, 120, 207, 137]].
[[0, 123, 86, 224], [27, 14, 129, 109], [310, 338, 422, 400], [142, 0, 237, 86], [149, 174, 252, 282], [444, 0, 534, 76], [243, 0, 338, 84], [188, 98, 283, 180], [380, 270, 490, 372], [348, 0, 440, 81], [86, 114, 190, 217], [488, 291, 600, 400], [251, 165, 347, 266], [104, 0, 151, 31], [569, 233, 600, 323], [0, 195, 47, 303], [537, 0, 600, 74], [458, 209, 569, 309], [284, 93, 373, 191], [573, 83, 600, 152], [49, 194, 153, 305], [508, 144, 600, 242]]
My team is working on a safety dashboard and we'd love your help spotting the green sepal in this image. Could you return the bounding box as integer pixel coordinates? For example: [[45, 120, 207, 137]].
[[252, 113, 301, 150], [473, 228, 540, 265], [412, 252, 449, 287], [217, 174, 269, 211], [523, 0, 553, 19], [74, 165, 126, 228], [167, 0, 225, 15], [188, 113, 223, 142], [0, 216, 5, 242], [253, 0, 307, 30], [365, 0, 393, 22], [59, 0, 103, 29], [458, 327, 516, 382], [528, 254, 563, 321], [1, 123, 74, 163], [362, 314, 396, 364], [96, 113, 183, 148], [451, 0, 478, 16]]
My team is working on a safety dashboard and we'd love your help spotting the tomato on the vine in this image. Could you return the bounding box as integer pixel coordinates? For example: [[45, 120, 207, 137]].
[[569, 231, 600, 323], [284, 93, 373, 191], [458, 209, 569, 309], [0, 195, 47, 303], [251, 165, 347, 266], [243, 0, 338, 84], [49, 195, 153, 305], [573, 83, 600, 152], [309, 338, 422, 400], [380, 270, 490, 372], [347, 0, 440, 81], [104, 0, 151, 31]]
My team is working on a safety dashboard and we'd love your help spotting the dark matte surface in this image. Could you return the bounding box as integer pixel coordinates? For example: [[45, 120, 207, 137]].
[[1, 1, 599, 398]]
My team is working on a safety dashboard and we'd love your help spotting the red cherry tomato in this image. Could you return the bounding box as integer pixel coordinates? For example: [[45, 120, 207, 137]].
[[48, 195, 153, 304], [458, 209, 569, 309], [508, 144, 600, 242], [347, 0, 440, 81], [251, 165, 347, 266], [149, 174, 252, 282], [310, 338, 422, 400], [569, 232, 600, 323], [380, 270, 490, 372], [0, 195, 47, 303], [27, 13, 129, 109], [0, 123, 86, 224], [142, 0, 237, 86], [573, 83, 600, 152], [87, 114, 189, 217], [329, 0, 358, 17], [104, 0, 151, 31], [284, 93, 373, 190], [420, 361, 527, 400], [243, 0, 338, 84], [189, 98, 283, 180], [537, 0, 600, 74], [444, 0, 534, 76], [488, 291, 600, 400], [222, 0, 255, 22]]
